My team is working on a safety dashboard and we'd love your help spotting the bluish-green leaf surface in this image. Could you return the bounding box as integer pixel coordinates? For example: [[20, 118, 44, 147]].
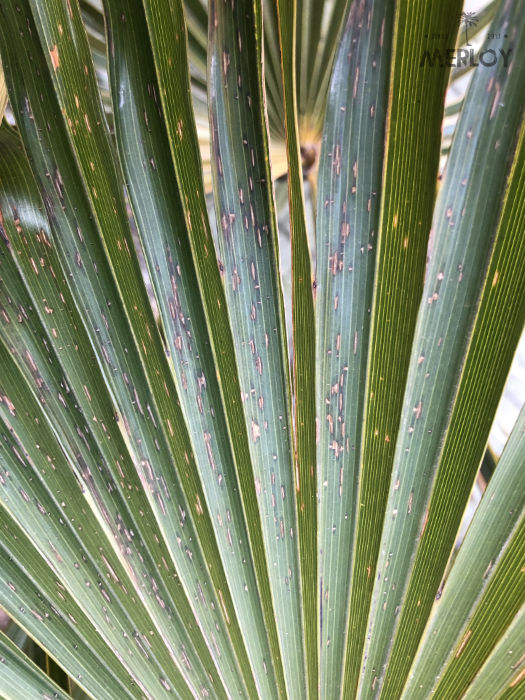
[[315, 2, 394, 695], [208, 0, 305, 696]]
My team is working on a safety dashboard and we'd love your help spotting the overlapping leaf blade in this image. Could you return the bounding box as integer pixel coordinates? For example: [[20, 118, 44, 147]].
[[362, 2, 525, 696], [105, 0, 281, 695], [336, 1, 463, 695], [296, 0, 348, 139], [0, 116, 233, 696], [0, 116, 239, 696], [140, 0, 311, 695], [432, 517, 524, 698], [404, 410, 525, 698], [0, 632, 71, 700], [462, 607, 525, 700], [0, 336, 192, 697], [0, 0, 259, 695], [0, 513, 138, 699]]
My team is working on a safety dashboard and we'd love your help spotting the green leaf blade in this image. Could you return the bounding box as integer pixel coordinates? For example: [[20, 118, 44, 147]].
[[138, 0, 297, 694], [208, 0, 306, 695], [275, 0, 317, 695], [463, 607, 525, 700], [0, 121, 237, 696], [0, 61, 6, 122], [0, 0, 522, 697], [0, 518, 139, 700], [315, 1, 394, 695]]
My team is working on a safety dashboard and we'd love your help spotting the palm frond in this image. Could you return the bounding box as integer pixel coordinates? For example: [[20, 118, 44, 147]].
[[0, 0, 523, 698]]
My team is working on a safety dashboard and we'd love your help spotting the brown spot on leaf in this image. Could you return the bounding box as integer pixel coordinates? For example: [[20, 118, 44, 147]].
[[49, 45, 60, 71]]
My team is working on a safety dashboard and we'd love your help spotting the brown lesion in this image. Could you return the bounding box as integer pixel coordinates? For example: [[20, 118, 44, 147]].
[[49, 44, 60, 72]]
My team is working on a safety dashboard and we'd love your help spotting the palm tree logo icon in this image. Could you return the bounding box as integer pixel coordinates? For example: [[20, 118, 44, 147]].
[[459, 12, 479, 46]]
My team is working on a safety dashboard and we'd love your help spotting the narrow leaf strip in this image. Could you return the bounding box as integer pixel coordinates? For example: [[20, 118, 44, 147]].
[[275, 0, 317, 695], [315, 1, 394, 695], [297, 0, 348, 136], [0, 520, 136, 700], [0, 122, 224, 695], [208, 0, 305, 697], [0, 61, 6, 121], [432, 520, 525, 698], [262, 1, 285, 140], [431, 440, 525, 697], [0, 346, 183, 698]]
